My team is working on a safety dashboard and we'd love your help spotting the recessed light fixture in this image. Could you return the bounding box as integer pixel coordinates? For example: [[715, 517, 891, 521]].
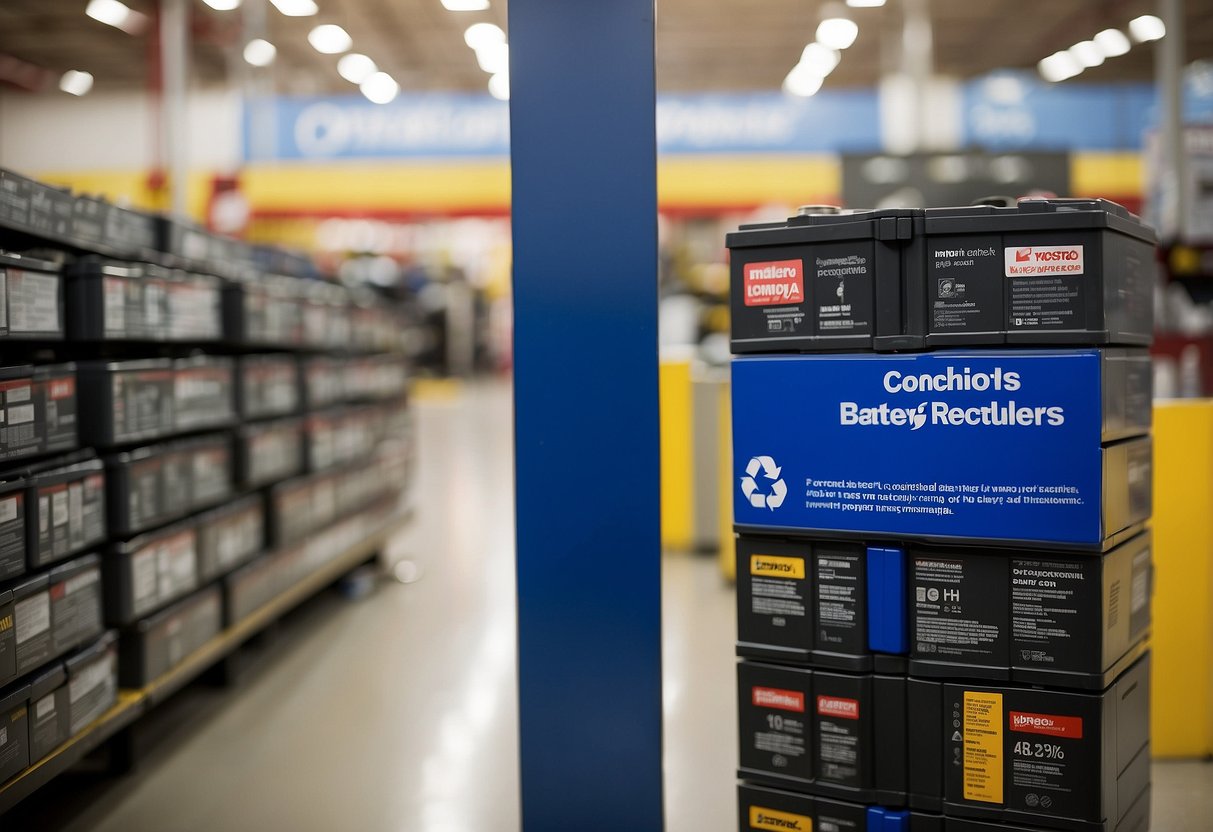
[[202, 0, 242, 10], [243, 39, 277, 67], [783, 65, 824, 97], [85, 0, 148, 35], [464, 22, 505, 51], [1068, 40, 1104, 68], [308, 24, 353, 55], [338, 53, 377, 84], [475, 42, 508, 74], [361, 72, 399, 104], [441, 0, 490, 10], [816, 18, 859, 50], [1038, 50, 1081, 83], [488, 72, 509, 101], [1093, 28, 1131, 57], [269, 0, 319, 16], [59, 70, 94, 96], [1129, 15, 1165, 43]]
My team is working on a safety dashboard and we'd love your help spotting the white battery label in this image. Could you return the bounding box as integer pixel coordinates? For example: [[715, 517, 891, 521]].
[[52, 490, 68, 527], [104, 277, 126, 333], [6, 384, 30, 404], [15, 591, 50, 642], [0, 496, 16, 523], [1004, 245, 1084, 277], [8, 403, 34, 425], [0, 271, 7, 330], [132, 548, 158, 606], [9, 270, 60, 333], [39, 496, 49, 534], [144, 282, 164, 327], [36, 695, 55, 720], [66, 569, 100, 593]]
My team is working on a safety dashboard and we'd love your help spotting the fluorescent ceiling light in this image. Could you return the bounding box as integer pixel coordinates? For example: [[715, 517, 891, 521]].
[[309, 24, 352, 54], [475, 42, 508, 74], [202, 0, 242, 10], [243, 39, 277, 67], [85, 0, 148, 35], [442, 0, 490, 10], [799, 42, 841, 76], [59, 70, 94, 96], [465, 22, 505, 51], [1068, 40, 1104, 68], [816, 18, 858, 50], [1129, 15, 1165, 43], [269, 0, 319, 16], [1038, 50, 1081, 83], [338, 53, 377, 84], [845, 0, 886, 6], [1093, 28, 1131, 57], [361, 72, 399, 104], [488, 72, 509, 101], [783, 65, 824, 97]]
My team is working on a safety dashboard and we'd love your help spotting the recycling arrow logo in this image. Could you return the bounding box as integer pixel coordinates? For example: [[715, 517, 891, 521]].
[[741, 455, 787, 510]]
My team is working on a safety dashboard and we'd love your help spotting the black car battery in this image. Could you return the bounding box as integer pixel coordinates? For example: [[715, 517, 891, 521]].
[[105, 434, 233, 537], [238, 354, 301, 420], [305, 407, 381, 473], [104, 521, 198, 625], [11, 573, 51, 676], [736, 532, 1152, 689], [301, 280, 351, 350], [0, 365, 72, 463], [270, 471, 337, 547], [301, 356, 345, 410], [64, 258, 169, 341], [0, 478, 26, 581], [223, 275, 304, 348], [345, 355, 409, 402], [922, 199, 1154, 348], [739, 655, 1151, 830], [25, 455, 106, 570], [184, 434, 235, 510], [164, 271, 223, 342], [223, 552, 285, 626], [0, 251, 63, 341], [78, 359, 175, 447], [236, 417, 305, 488], [737, 660, 912, 806], [48, 554, 103, 656], [929, 655, 1151, 832], [195, 494, 264, 583], [65, 631, 117, 734], [0, 168, 73, 244], [102, 203, 158, 261], [0, 681, 30, 784], [727, 207, 927, 353], [27, 661, 68, 763], [36, 364, 78, 456], [119, 585, 222, 687], [0, 589, 14, 686], [172, 355, 234, 433]]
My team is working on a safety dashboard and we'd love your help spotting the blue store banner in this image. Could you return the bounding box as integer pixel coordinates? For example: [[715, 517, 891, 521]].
[[732, 350, 1111, 546], [242, 90, 882, 161]]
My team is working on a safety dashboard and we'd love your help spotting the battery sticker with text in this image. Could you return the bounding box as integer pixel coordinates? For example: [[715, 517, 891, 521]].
[[963, 691, 1004, 804]]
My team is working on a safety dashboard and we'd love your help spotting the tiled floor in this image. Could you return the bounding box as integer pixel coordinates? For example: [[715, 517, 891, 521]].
[[8, 380, 1211, 830]]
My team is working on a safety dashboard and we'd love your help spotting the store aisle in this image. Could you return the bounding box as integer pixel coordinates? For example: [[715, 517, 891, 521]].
[[9, 380, 1212, 831]]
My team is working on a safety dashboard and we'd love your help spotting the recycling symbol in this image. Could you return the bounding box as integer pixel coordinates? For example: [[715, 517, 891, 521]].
[[741, 455, 787, 510]]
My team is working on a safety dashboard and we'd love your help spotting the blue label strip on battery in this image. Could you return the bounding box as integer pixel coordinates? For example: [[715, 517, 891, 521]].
[[867, 806, 911, 831], [866, 546, 909, 655]]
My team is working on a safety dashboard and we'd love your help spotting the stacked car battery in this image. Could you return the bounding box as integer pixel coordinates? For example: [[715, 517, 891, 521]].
[[0, 167, 412, 787], [727, 199, 1155, 832]]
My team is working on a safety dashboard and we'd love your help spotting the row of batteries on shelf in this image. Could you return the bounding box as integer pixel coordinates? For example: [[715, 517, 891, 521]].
[[728, 199, 1156, 832], [0, 168, 411, 792]]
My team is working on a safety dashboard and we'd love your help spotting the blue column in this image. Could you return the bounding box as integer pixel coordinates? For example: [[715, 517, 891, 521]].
[[509, 0, 663, 829]]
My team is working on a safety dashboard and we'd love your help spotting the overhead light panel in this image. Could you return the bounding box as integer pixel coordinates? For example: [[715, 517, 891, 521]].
[[1128, 15, 1165, 43], [488, 72, 509, 101], [243, 39, 277, 67], [1068, 40, 1104, 68], [269, 0, 319, 16], [816, 18, 858, 50], [442, 0, 490, 10], [783, 65, 824, 97], [1038, 50, 1081, 83], [845, 0, 885, 6], [338, 53, 377, 84], [202, 0, 242, 10], [799, 42, 841, 76], [85, 0, 148, 35], [1093, 28, 1131, 57], [308, 24, 352, 54], [59, 70, 94, 96], [465, 22, 506, 51], [361, 72, 399, 104], [475, 42, 508, 74]]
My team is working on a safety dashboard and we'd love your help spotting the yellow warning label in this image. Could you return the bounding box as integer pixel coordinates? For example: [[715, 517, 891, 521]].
[[963, 691, 1004, 804], [749, 806, 812, 831], [751, 555, 805, 580]]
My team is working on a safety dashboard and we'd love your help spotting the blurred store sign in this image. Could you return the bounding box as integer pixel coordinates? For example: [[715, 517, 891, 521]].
[[243, 91, 881, 161], [841, 150, 1069, 209]]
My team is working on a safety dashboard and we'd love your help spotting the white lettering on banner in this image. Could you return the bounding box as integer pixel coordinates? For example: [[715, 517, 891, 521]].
[[656, 101, 797, 149], [293, 101, 510, 158]]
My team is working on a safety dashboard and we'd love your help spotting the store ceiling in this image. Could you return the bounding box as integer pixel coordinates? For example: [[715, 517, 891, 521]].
[[1, 0, 1212, 96]]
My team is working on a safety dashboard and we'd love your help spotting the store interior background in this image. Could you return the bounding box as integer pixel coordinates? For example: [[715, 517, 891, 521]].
[[3, 0, 1213, 829]]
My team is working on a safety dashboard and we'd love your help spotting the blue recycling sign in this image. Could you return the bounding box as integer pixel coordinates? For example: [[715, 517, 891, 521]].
[[731, 350, 1111, 546]]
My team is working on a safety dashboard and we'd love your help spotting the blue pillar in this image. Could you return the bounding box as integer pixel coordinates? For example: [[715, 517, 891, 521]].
[[509, 0, 663, 829]]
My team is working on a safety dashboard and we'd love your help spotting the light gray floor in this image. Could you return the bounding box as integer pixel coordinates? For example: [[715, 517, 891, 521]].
[[12, 380, 1213, 830]]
